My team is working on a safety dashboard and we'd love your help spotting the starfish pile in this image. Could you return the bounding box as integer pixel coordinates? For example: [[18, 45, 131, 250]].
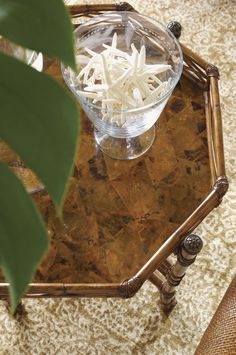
[[76, 33, 171, 127]]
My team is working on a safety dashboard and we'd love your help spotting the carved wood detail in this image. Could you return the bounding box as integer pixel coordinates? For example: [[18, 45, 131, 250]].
[[214, 176, 229, 198], [206, 64, 220, 79], [120, 276, 144, 298]]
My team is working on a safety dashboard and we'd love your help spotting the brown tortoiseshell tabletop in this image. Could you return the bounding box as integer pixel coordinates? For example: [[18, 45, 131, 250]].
[[34, 74, 211, 285], [0, 4, 228, 313]]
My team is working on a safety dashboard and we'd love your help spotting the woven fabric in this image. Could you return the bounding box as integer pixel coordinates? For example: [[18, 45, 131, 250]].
[[195, 276, 236, 355]]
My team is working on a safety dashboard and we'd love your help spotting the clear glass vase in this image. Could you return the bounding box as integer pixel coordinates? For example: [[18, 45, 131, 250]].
[[62, 11, 183, 160]]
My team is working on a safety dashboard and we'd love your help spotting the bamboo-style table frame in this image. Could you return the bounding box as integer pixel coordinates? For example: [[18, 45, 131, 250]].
[[0, 2, 228, 314]]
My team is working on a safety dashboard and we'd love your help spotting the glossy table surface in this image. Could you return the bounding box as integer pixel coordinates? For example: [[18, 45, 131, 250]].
[[0, 64, 211, 286]]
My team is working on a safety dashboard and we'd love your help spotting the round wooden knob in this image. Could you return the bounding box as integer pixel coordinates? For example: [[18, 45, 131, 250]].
[[183, 234, 203, 255], [167, 21, 182, 39]]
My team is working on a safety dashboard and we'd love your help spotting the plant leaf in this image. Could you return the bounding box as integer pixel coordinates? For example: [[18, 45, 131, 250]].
[[0, 0, 75, 69], [0, 52, 79, 211], [0, 161, 49, 312]]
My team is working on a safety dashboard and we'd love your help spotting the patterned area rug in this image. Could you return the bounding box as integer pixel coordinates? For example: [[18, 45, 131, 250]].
[[0, 1, 235, 354]]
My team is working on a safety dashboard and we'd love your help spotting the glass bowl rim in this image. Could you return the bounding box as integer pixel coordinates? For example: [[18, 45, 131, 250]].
[[61, 11, 183, 114]]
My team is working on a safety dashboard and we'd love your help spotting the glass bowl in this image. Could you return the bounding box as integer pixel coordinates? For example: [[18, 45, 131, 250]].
[[0, 36, 43, 70], [62, 11, 183, 160]]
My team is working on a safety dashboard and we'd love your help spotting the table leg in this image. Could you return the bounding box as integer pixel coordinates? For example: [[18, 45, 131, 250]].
[[160, 234, 203, 314], [148, 259, 173, 289], [149, 270, 165, 290], [157, 258, 173, 277]]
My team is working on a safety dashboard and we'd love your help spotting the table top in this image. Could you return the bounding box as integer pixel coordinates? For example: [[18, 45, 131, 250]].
[[35, 69, 213, 286], [0, 61, 212, 288]]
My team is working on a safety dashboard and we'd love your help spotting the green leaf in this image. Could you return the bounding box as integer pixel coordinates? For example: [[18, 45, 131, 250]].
[[0, 0, 75, 69], [0, 161, 49, 312], [0, 52, 79, 211]]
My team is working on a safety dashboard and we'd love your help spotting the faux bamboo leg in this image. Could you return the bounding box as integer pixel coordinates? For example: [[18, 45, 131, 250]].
[[149, 270, 165, 290], [157, 258, 173, 277], [160, 234, 203, 314], [149, 258, 173, 288]]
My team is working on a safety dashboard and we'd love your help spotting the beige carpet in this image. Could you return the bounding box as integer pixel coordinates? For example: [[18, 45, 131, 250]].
[[1, 1, 236, 354]]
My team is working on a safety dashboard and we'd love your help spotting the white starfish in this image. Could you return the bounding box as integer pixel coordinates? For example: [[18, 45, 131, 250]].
[[75, 32, 172, 126]]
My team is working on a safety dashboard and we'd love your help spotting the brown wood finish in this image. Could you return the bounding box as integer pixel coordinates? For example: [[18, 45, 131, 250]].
[[204, 91, 217, 185], [0, 283, 121, 298], [135, 189, 219, 284], [0, 69, 212, 295], [0, 3, 228, 309], [69, 2, 136, 18], [149, 270, 165, 290], [157, 259, 173, 277]]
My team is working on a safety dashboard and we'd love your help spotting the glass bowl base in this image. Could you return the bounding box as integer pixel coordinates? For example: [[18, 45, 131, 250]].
[[94, 126, 155, 160]]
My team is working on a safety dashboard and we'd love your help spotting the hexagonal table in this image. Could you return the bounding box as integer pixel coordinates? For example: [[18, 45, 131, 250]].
[[0, 3, 228, 313]]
